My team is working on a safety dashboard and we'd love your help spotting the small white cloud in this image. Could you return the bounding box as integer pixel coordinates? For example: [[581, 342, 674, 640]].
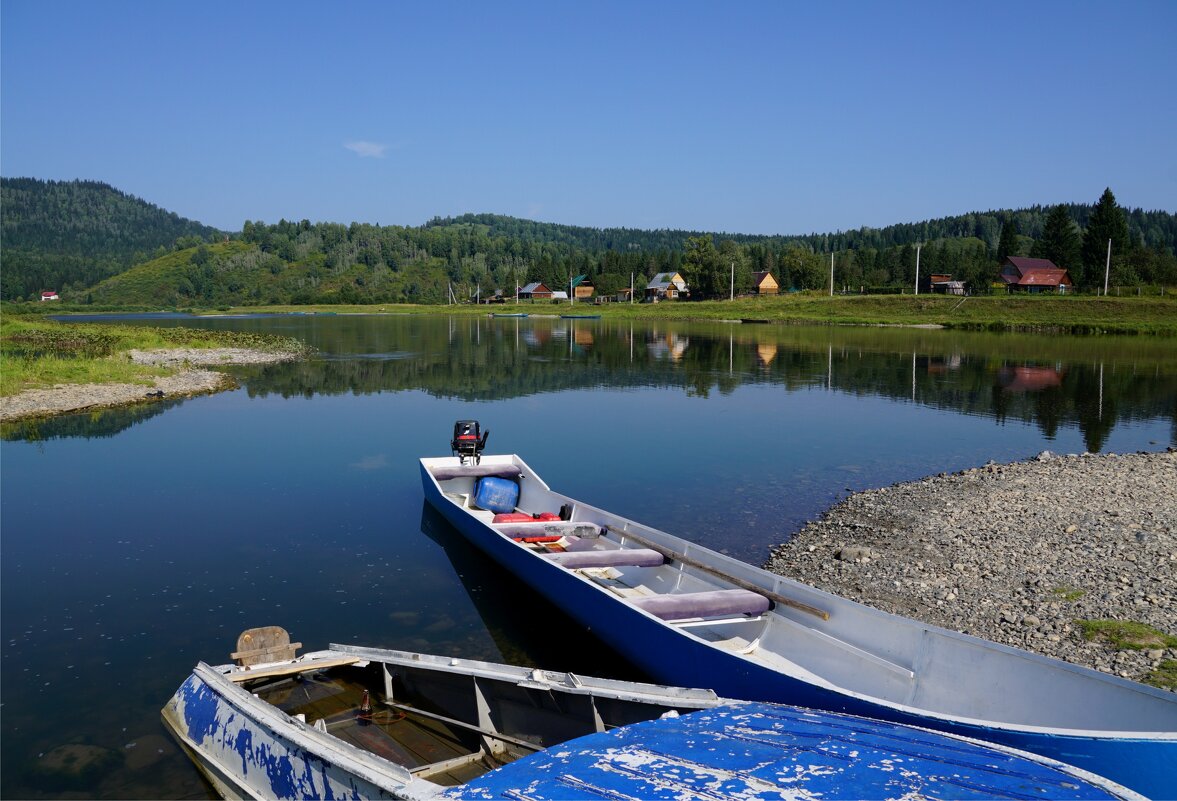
[[344, 140, 388, 158]]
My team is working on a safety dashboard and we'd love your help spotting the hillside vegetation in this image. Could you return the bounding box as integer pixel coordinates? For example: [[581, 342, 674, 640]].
[[3, 178, 1175, 310], [1, 178, 223, 301]]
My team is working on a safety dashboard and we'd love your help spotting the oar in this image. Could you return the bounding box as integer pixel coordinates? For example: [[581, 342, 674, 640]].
[[603, 525, 830, 621]]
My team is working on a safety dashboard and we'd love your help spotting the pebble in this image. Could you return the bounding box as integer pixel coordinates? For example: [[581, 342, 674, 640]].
[[764, 450, 1177, 689]]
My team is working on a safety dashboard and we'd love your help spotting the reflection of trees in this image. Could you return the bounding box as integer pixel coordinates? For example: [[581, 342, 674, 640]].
[[1, 398, 179, 441], [21, 315, 1177, 449]]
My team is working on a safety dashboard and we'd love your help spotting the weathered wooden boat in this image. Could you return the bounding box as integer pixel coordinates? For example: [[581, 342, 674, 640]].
[[163, 628, 1145, 800], [490, 312, 528, 318], [420, 448, 1177, 798]]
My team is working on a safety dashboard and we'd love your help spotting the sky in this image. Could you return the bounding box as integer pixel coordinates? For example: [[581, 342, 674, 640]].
[[2, 0, 1175, 236]]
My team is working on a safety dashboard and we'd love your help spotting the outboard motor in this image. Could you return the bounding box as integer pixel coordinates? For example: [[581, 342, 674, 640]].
[[451, 420, 489, 465]]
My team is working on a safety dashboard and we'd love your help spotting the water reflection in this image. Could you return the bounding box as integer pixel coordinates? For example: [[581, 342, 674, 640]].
[[19, 315, 1177, 454]]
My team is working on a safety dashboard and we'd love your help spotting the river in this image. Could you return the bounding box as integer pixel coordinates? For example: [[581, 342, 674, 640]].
[[2, 313, 1174, 798]]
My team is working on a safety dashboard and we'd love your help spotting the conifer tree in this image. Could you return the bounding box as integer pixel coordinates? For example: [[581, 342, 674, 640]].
[[1031, 204, 1081, 270], [996, 216, 1020, 264], [1081, 188, 1130, 290]]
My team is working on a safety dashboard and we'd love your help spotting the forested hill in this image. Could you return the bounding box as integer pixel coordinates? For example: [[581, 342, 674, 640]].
[[1, 177, 223, 300], [4, 176, 1176, 307], [426, 207, 1177, 257]]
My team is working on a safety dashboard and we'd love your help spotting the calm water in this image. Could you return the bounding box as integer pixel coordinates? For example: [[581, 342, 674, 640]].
[[2, 314, 1174, 798]]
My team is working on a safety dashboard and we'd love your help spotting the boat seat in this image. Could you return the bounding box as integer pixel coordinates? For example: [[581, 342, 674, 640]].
[[230, 625, 302, 666], [630, 589, 771, 622], [541, 548, 665, 570]]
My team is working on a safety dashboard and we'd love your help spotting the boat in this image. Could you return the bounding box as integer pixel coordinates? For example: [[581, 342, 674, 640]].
[[490, 312, 528, 318], [163, 627, 1144, 800], [419, 436, 1177, 798], [560, 313, 600, 319]]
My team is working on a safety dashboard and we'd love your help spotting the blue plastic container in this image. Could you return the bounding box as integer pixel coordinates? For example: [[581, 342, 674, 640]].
[[474, 477, 519, 514]]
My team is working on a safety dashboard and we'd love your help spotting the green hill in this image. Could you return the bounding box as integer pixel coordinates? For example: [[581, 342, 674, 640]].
[[4, 177, 1174, 308], [1, 178, 223, 300]]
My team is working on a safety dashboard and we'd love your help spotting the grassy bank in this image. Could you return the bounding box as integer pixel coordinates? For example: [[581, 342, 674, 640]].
[[12, 292, 1177, 335], [196, 293, 1177, 335], [0, 317, 307, 397]]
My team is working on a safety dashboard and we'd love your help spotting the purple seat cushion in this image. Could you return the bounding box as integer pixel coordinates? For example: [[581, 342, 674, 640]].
[[630, 589, 770, 621], [543, 548, 665, 569]]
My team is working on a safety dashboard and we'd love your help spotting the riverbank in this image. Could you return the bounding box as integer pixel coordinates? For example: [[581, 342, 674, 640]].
[[0, 347, 301, 422], [764, 450, 1177, 689], [0, 318, 308, 422], [11, 293, 1177, 335]]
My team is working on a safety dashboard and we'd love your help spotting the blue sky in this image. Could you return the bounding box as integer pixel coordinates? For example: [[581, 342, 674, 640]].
[[3, 1, 1175, 235]]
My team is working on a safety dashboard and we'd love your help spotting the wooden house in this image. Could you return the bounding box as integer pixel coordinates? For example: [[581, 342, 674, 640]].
[[999, 257, 1073, 293], [752, 271, 779, 295], [570, 275, 595, 300], [645, 272, 689, 301], [615, 287, 634, 303], [519, 282, 552, 301]]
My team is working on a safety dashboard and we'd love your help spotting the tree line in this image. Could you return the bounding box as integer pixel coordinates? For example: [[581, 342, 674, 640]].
[[4, 178, 1175, 305]]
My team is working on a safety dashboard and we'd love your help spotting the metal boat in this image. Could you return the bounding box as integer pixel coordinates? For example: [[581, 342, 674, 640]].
[[420, 447, 1177, 798], [163, 629, 1145, 800]]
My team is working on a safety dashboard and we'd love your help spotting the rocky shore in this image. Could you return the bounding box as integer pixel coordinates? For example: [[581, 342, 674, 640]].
[[0, 347, 299, 422], [764, 449, 1176, 688]]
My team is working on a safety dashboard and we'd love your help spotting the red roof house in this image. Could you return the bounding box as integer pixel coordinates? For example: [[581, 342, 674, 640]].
[[999, 257, 1073, 293], [40, 290, 60, 301]]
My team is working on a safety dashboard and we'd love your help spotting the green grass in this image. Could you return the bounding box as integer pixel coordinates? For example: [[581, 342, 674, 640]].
[[1142, 659, 1177, 690], [177, 293, 1177, 335], [1051, 585, 1086, 602], [1076, 619, 1177, 650], [0, 317, 307, 396]]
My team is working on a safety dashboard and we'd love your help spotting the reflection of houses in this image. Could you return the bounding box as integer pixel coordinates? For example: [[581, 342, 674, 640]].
[[756, 342, 778, 365], [999, 257, 1073, 293], [646, 272, 689, 301], [752, 271, 779, 295], [998, 365, 1064, 393], [570, 275, 595, 301], [519, 282, 552, 301], [573, 327, 594, 348], [646, 332, 689, 361]]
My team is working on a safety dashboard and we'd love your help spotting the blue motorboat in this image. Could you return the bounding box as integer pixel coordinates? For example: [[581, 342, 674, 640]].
[[419, 447, 1177, 798]]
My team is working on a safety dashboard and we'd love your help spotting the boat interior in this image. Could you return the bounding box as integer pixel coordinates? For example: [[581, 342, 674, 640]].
[[231, 650, 709, 787], [425, 455, 1177, 734]]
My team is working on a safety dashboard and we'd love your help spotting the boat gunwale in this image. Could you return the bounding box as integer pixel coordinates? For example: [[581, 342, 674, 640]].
[[420, 454, 1177, 741]]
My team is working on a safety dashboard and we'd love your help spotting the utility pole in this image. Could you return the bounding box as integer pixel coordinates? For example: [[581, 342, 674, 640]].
[[829, 252, 834, 296], [730, 262, 734, 301], [630, 272, 634, 304], [1103, 238, 1111, 296], [914, 244, 921, 295]]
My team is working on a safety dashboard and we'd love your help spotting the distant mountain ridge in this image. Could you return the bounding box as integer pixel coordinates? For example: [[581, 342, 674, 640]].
[[1, 177, 223, 300], [3, 177, 1175, 305], [426, 207, 1177, 256]]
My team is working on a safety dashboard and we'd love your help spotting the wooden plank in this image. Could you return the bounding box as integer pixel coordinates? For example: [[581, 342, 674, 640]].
[[603, 525, 830, 621], [228, 656, 361, 683]]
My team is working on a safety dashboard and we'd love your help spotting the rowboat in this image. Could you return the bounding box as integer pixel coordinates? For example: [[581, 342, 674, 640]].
[[162, 628, 1144, 800], [419, 449, 1177, 798], [490, 312, 528, 318]]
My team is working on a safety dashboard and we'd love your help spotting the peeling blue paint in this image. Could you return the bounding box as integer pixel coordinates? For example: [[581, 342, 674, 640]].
[[178, 675, 222, 745], [449, 703, 1136, 801]]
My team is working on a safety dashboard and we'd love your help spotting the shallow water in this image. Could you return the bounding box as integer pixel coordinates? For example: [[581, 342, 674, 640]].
[[2, 314, 1174, 798]]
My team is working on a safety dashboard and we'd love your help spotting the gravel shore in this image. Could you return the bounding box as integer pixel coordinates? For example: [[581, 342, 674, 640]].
[[764, 450, 1176, 688], [0, 347, 299, 422]]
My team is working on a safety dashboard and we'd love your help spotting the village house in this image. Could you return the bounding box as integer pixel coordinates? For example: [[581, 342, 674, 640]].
[[999, 257, 1073, 293], [645, 272, 689, 301], [518, 281, 552, 301], [570, 275, 595, 301], [752, 271, 779, 295], [40, 290, 60, 301], [925, 273, 966, 295]]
